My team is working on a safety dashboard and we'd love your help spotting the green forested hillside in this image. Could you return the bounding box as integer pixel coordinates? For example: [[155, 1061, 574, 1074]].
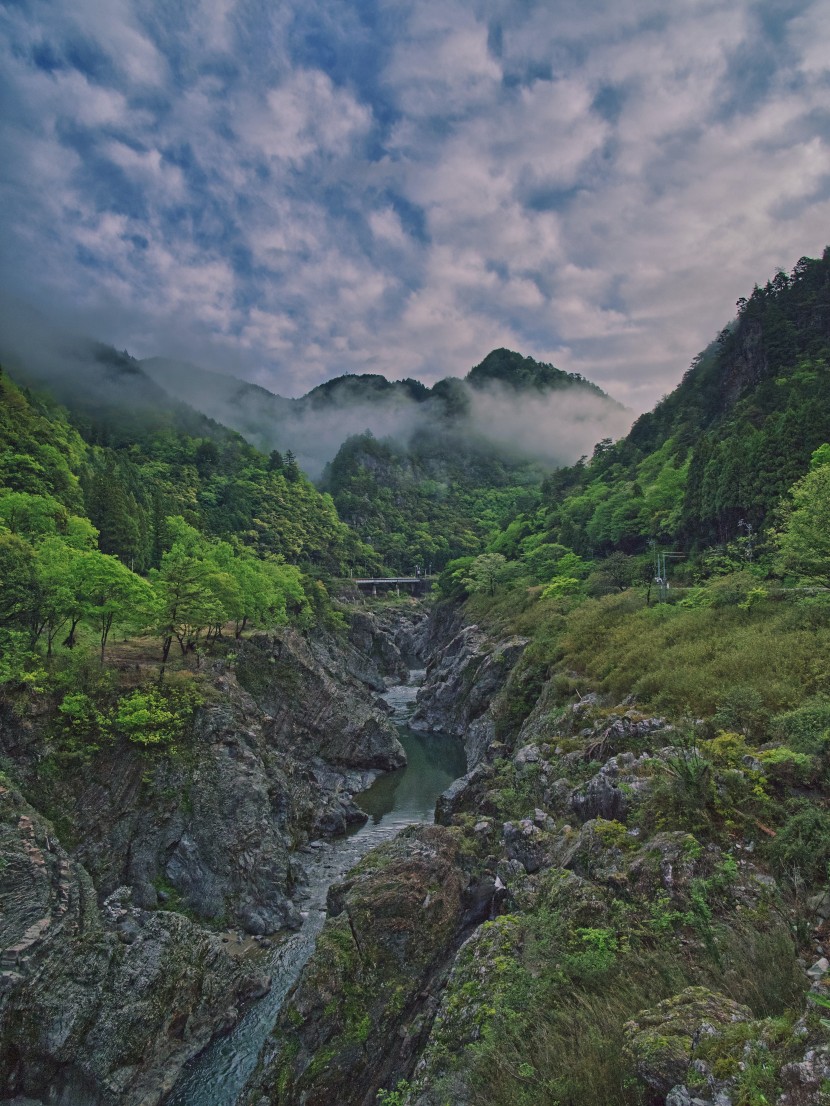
[[459, 248, 830, 590], [322, 348, 623, 572], [0, 363, 379, 687], [323, 430, 541, 573]]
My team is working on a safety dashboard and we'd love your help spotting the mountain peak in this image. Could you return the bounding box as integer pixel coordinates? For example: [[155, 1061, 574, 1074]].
[[466, 348, 605, 397]]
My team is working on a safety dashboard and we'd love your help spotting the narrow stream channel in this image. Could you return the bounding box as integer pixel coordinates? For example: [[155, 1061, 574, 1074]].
[[167, 671, 465, 1106]]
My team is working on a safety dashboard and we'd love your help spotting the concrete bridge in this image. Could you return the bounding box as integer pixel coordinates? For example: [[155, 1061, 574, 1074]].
[[352, 576, 435, 596]]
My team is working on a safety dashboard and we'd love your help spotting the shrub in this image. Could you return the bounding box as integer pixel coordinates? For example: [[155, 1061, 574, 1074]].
[[713, 688, 770, 741], [541, 576, 585, 600], [767, 805, 830, 888], [114, 689, 180, 747], [56, 690, 111, 759], [704, 572, 759, 608], [772, 698, 830, 755], [757, 747, 814, 788], [705, 732, 751, 768], [113, 686, 201, 749]]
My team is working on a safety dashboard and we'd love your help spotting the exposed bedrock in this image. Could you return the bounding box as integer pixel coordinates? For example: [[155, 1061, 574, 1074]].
[[0, 786, 266, 1106], [242, 825, 476, 1106], [410, 603, 527, 768], [0, 606, 427, 1105]]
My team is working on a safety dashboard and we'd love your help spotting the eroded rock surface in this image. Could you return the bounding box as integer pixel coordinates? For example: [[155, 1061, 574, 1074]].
[[244, 825, 468, 1106], [411, 607, 527, 768], [0, 787, 263, 1106]]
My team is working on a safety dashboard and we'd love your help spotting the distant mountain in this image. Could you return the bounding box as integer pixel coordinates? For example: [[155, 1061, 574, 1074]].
[[142, 349, 627, 482], [466, 348, 608, 396], [0, 318, 233, 450], [142, 356, 297, 452]]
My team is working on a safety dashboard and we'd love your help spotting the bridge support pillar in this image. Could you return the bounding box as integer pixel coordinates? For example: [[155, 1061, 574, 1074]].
[[372, 585, 377, 597]]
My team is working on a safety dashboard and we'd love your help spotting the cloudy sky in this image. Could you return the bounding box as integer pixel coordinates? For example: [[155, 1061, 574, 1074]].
[[1, 0, 829, 408]]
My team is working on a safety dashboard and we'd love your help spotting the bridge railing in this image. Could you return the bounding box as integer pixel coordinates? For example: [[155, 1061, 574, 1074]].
[[351, 577, 434, 586]]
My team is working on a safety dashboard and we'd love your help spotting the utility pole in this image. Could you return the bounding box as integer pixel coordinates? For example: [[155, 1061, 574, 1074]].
[[652, 542, 684, 602], [737, 519, 755, 563]]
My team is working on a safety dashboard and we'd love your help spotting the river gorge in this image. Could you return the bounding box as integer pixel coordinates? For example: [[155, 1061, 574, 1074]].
[[168, 672, 466, 1106], [1, 598, 826, 1106]]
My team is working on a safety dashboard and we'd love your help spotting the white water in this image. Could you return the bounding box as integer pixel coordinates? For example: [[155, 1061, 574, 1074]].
[[166, 673, 464, 1106]]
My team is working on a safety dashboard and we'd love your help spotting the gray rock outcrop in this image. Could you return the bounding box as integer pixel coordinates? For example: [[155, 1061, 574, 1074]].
[[0, 787, 263, 1106]]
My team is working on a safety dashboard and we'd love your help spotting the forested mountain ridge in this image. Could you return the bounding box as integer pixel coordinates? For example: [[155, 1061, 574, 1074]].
[[465, 346, 610, 396], [142, 346, 626, 479], [321, 428, 542, 574], [485, 248, 830, 568]]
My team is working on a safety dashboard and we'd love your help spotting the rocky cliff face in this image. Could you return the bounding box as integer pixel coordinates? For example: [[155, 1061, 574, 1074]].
[[410, 604, 527, 767], [0, 605, 425, 1106], [244, 826, 469, 1106], [0, 616, 414, 939], [0, 786, 267, 1106]]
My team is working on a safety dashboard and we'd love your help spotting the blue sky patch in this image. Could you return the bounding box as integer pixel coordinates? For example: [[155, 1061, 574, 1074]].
[[0, 0, 829, 408]]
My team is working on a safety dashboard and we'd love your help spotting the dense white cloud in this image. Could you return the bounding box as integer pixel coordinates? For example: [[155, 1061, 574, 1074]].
[[1, 0, 829, 413]]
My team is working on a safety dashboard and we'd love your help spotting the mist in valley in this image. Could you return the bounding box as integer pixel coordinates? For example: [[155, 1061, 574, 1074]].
[[0, 297, 632, 481]]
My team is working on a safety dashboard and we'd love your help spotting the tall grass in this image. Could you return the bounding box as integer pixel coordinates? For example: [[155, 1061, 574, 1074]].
[[458, 923, 803, 1106], [558, 593, 830, 718]]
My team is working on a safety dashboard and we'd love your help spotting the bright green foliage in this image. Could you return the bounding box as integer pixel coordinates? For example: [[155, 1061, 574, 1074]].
[[520, 541, 570, 581], [56, 690, 111, 758], [0, 530, 36, 630], [376, 1081, 412, 1106], [151, 516, 312, 663], [540, 576, 584, 600], [0, 361, 378, 687], [114, 689, 182, 747], [463, 553, 508, 596], [53, 683, 202, 757], [0, 490, 96, 548], [757, 747, 814, 788], [79, 550, 156, 663], [775, 453, 830, 585], [771, 698, 830, 754], [0, 372, 86, 508]]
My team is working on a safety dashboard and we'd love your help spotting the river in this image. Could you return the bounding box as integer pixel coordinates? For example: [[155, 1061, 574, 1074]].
[[166, 671, 465, 1106]]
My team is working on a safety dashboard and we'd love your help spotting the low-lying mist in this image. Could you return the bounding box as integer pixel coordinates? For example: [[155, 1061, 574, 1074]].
[[0, 299, 632, 479], [143, 357, 633, 479], [466, 383, 633, 468]]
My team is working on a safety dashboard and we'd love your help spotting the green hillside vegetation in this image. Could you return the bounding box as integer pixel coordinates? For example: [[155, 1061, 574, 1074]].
[[322, 348, 617, 573], [323, 429, 541, 574], [538, 249, 830, 557], [416, 251, 830, 1106], [0, 364, 377, 710]]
